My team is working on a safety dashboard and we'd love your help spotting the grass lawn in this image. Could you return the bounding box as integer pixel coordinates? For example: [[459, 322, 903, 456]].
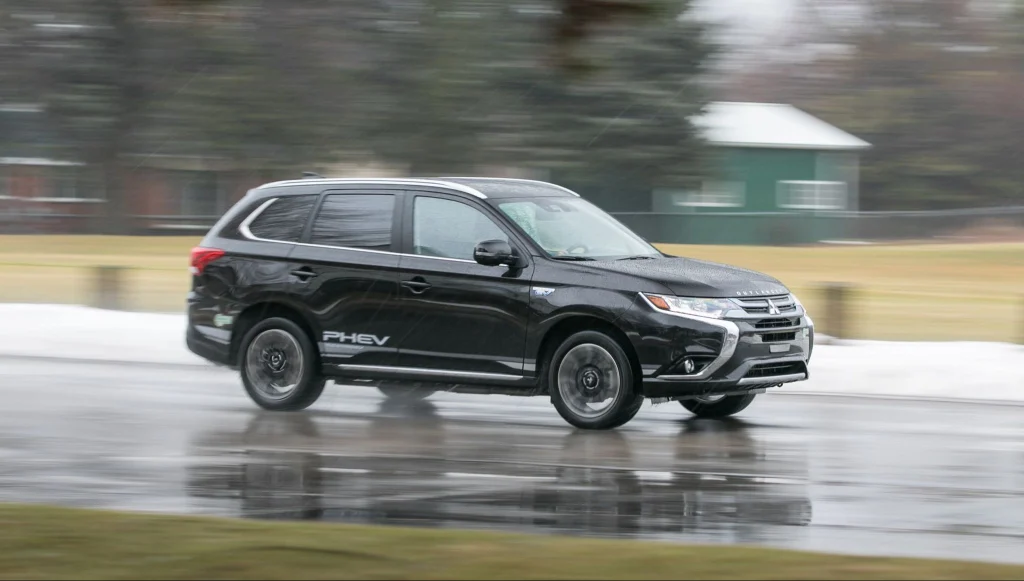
[[0, 235, 1021, 342], [2, 504, 1023, 580]]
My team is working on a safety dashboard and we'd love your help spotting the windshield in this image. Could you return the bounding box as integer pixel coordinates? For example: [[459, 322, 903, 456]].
[[497, 197, 661, 260]]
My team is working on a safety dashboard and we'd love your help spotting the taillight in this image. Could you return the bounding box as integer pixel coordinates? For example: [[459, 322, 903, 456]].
[[190, 247, 225, 275]]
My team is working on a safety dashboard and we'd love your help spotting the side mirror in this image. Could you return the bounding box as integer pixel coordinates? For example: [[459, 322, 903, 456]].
[[474, 239, 516, 267]]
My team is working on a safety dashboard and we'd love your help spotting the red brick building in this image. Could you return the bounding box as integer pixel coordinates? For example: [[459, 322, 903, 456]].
[[0, 105, 278, 234], [0, 158, 273, 234]]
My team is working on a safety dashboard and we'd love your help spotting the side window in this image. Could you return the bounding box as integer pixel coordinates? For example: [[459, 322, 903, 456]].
[[247, 195, 317, 242], [310, 193, 395, 251], [413, 197, 507, 261]]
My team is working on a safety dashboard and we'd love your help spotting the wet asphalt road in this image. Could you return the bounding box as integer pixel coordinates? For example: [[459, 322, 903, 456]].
[[1, 357, 1023, 565]]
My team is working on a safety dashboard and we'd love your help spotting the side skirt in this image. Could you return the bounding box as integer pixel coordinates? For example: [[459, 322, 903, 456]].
[[323, 364, 546, 397]]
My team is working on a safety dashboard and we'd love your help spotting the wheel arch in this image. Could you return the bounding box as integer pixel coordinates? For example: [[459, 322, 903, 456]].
[[534, 313, 642, 394], [230, 301, 321, 366]]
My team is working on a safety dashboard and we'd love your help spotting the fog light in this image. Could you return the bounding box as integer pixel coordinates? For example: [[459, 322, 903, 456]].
[[683, 358, 696, 374]]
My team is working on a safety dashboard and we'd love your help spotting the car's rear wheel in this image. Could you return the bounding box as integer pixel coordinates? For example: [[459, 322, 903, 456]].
[[548, 330, 644, 430], [239, 317, 325, 411], [377, 382, 435, 401], [680, 393, 756, 418]]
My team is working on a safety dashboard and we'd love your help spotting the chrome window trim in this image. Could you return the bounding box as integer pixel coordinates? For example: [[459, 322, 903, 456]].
[[237, 197, 279, 241], [638, 293, 740, 380], [439, 176, 581, 197], [238, 196, 477, 264], [255, 178, 487, 199], [334, 364, 521, 382]]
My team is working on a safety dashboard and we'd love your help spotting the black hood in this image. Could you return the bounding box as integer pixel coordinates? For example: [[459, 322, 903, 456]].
[[586, 256, 788, 298]]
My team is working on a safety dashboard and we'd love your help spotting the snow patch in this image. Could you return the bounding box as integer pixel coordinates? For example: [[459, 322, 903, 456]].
[[0, 304, 204, 366], [0, 304, 1021, 402]]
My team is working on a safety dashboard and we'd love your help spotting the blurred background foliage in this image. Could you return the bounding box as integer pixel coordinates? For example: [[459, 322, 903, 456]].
[[0, 0, 716, 231], [1, 0, 1022, 232], [725, 0, 1024, 211]]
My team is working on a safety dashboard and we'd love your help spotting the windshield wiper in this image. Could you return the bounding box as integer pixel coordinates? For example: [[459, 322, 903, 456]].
[[550, 256, 596, 261], [616, 255, 658, 261]]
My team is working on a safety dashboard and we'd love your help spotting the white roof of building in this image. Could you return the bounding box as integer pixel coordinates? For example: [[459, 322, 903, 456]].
[[695, 101, 871, 151]]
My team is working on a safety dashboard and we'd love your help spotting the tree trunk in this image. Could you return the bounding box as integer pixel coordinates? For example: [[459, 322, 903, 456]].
[[100, 158, 131, 235], [98, 0, 145, 235]]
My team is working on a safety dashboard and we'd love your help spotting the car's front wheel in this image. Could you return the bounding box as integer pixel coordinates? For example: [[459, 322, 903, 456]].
[[239, 317, 325, 411], [680, 393, 756, 418], [548, 330, 644, 430]]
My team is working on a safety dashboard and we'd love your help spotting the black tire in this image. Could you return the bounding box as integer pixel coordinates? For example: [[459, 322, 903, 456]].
[[548, 330, 644, 430], [239, 317, 325, 411], [378, 382, 435, 402], [680, 393, 756, 418]]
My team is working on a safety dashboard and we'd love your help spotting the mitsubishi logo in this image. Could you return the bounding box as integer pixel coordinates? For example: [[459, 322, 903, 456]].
[[766, 298, 781, 316]]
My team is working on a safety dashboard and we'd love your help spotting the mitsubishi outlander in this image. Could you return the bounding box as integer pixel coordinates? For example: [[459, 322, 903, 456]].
[[186, 177, 813, 429]]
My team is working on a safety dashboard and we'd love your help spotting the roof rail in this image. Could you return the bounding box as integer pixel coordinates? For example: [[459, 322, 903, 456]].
[[256, 177, 487, 199]]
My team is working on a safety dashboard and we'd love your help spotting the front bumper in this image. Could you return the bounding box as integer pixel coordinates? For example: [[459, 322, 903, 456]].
[[642, 356, 809, 399], [624, 294, 814, 399]]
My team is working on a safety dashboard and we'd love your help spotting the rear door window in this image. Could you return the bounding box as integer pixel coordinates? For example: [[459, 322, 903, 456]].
[[309, 193, 395, 251]]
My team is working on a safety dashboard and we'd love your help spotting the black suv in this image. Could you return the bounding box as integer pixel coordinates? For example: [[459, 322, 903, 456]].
[[186, 177, 813, 429]]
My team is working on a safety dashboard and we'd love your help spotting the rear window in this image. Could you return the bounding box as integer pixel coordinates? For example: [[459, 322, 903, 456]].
[[247, 195, 317, 242], [309, 193, 395, 251]]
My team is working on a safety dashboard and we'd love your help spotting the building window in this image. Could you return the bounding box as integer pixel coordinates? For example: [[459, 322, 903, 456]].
[[45, 166, 96, 199], [777, 180, 847, 210], [674, 181, 745, 208], [174, 170, 223, 216]]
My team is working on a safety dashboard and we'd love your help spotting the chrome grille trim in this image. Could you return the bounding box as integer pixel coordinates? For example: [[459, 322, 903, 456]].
[[731, 294, 797, 315]]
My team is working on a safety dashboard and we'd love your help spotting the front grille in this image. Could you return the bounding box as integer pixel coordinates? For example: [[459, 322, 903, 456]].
[[761, 331, 797, 342], [745, 361, 804, 378], [734, 294, 797, 315], [755, 317, 801, 329]]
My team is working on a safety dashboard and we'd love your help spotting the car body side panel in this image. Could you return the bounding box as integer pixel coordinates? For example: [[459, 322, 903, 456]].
[[287, 245, 404, 367], [186, 237, 303, 367], [287, 188, 406, 368], [521, 261, 664, 378], [396, 256, 535, 375], [392, 191, 538, 377]]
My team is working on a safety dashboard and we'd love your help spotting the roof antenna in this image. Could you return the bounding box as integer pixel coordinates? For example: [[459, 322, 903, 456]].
[[302, 171, 322, 179]]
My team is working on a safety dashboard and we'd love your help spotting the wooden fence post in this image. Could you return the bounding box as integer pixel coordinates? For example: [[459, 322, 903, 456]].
[[93, 266, 125, 310], [821, 282, 853, 340]]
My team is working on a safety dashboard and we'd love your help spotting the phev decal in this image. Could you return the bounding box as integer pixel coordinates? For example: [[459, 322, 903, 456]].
[[322, 331, 390, 346]]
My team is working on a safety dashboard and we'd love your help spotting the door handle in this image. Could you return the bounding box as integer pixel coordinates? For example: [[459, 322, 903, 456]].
[[290, 267, 317, 280], [401, 277, 431, 294]]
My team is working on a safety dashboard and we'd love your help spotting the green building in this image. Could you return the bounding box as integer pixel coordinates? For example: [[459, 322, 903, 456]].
[[656, 102, 871, 214], [633, 102, 873, 245]]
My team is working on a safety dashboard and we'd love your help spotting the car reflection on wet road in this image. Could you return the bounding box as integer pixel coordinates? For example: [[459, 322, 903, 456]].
[[1, 358, 1023, 564], [187, 402, 813, 541]]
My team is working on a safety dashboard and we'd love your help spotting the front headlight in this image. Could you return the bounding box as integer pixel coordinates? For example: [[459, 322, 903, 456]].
[[643, 293, 735, 319]]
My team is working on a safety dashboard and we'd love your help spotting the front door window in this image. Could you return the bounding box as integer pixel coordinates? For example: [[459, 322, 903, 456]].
[[412, 196, 507, 261]]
